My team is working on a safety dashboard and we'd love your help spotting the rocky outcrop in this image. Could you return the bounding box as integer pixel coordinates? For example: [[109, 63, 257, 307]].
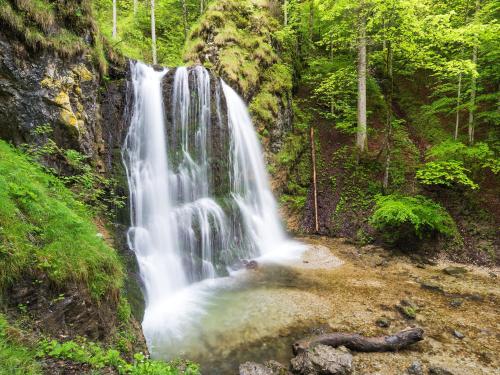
[[290, 345, 353, 375], [184, 0, 294, 153]]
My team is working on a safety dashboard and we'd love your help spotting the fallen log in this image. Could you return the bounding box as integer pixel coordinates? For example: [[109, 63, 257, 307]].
[[293, 327, 424, 354]]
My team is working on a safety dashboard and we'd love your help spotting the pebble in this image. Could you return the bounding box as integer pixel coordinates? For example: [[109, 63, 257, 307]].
[[406, 360, 424, 375], [452, 330, 464, 339]]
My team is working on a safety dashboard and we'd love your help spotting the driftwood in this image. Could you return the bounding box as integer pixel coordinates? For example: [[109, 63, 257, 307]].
[[293, 327, 424, 354]]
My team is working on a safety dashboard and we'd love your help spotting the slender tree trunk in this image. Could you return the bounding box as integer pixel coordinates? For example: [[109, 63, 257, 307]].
[[112, 0, 117, 38], [383, 41, 393, 192], [284, 0, 288, 25], [309, 0, 314, 42], [310, 126, 319, 233], [468, 45, 478, 145], [356, 15, 368, 152], [134, 0, 137, 16], [151, 0, 157, 64], [468, 0, 480, 145], [329, 33, 334, 61], [181, 0, 189, 41], [200, 0, 204, 15], [454, 73, 462, 140]]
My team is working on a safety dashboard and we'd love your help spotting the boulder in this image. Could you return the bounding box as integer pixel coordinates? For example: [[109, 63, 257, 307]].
[[428, 366, 454, 375], [406, 360, 424, 375], [290, 345, 353, 375]]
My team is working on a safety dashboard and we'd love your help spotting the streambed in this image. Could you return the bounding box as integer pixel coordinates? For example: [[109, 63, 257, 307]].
[[151, 237, 499, 375]]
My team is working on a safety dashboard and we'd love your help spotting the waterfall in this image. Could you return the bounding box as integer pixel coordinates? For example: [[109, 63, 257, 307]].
[[123, 61, 301, 352]]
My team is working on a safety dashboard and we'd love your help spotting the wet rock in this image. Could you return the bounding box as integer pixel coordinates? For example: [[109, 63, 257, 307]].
[[442, 267, 467, 277], [420, 281, 444, 293], [449, 298, 463, 308], [290, 344, 353, 375], [239, 362, 274, 375], [452, 330, 464, 339], [406, 360, 424, 375], [375, 317, 391, 328], [264, 360, 291, 375], [428, 366, 454, 375]]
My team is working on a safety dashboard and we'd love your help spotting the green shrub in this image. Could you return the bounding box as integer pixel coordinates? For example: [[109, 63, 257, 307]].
[[370, 194, 457, 245], [416, 161, 478, 189], [427, 140, 500, 175], [37, 339, 200, 375]]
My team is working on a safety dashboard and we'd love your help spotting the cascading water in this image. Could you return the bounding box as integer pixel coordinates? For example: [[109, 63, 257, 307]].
[[123, 61, 302, 356]]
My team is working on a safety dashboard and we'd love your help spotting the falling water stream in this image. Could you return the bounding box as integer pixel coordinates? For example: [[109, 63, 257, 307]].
[[123, 62, 306, 372]]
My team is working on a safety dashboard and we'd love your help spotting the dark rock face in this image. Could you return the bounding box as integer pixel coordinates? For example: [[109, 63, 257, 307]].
[[290, 345, 353, 375], [8, 273, 117, 341], [0, 31, 130, 175]]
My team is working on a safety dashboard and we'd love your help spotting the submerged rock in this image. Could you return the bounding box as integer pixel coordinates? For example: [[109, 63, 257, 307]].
[[239, 362, 274, 375], [290, 344, 353, 375], [239, 361, 290, 375]]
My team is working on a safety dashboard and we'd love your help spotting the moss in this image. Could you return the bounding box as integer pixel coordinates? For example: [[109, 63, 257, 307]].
[[0, 141, 123, 300], [0, 0, 108, 76]]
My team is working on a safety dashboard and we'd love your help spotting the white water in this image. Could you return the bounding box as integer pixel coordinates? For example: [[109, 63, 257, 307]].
[[123, 62, 303, 355]]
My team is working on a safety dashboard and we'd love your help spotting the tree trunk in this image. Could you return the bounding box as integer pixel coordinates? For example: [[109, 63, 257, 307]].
[[455, 73, 462, 140], [134, 0, 137, 16], [383, 41, 393, 192], [468, 45, 478, 145], [468, 0, 480, 145], [356, 15, 368, 152], [200, 0, 204, 15], [310, 126, 319, 233], [284, 0, 288, 26], [112, 0, 117, 38], [309, 0, 314, 42], [293, 328, 424, 354], [181, 0, 189, 41], [151, 0, 157, 64]]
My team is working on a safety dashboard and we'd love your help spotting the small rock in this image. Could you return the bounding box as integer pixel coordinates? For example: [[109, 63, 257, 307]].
[[488, 272, 497, 278], [452, 330, 464, 339], [443, 266, 467, 276], [239, 362, 273, 375], [428, 366, 454, 375], [420, 281, 444, 293], [406, 360, 424, 375], [375, 317, 391, 328], [449, 298, 463, 308], [291, 345, 353, 375], [416, 263, 426, 269], [467, 293, 483, 302]]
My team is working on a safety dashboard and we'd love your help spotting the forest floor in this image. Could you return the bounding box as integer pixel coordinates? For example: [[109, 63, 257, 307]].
[[283, 236, 500, 375]]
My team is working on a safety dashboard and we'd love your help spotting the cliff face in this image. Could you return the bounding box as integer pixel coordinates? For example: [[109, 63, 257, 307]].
[[0, 31, 129, 174]]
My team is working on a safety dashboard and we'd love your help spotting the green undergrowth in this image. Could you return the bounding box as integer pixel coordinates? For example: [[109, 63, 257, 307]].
[[0, 140, 123, 300], [0, 314, 199, 375], [0, 315, 41, 375], [37, 338, 200, 374]]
